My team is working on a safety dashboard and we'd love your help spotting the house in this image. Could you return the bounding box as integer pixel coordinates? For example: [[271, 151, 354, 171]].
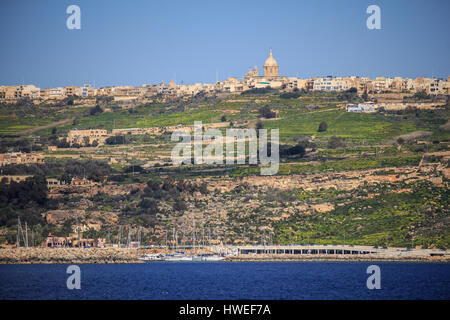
[[347, 103, 375, 113], [0, 152, 44, 166], [67, 129, 109, 146]]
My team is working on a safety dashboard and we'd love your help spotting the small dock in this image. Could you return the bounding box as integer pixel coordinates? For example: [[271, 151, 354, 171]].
[[232, 244, 450, 261]]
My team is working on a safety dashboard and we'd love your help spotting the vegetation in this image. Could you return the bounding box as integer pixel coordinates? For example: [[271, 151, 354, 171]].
[[89, 104, 104, 116], [273, 182, 450, 248], [318, 121, 328, 132], [0, 176, 49, 228], [0, 89, 448, 247], [258, 105, 277, 118]]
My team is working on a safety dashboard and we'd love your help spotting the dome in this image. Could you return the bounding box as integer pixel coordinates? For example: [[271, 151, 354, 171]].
[[264, 49, 278, 67]]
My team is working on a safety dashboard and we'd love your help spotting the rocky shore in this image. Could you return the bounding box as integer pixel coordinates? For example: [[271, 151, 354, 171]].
[[0, 248, 144, 264]]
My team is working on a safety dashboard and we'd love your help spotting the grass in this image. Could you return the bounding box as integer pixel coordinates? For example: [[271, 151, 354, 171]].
[[230, 155, 422, 177], [273, 181, 450, 248], [263, 108, 418, 143]]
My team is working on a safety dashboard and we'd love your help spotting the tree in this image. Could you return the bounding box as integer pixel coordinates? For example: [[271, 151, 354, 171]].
[[280, 144, 306, 158], [83, 136, 90, 146], [90, 104, 103, 115], [173, 199, 187, 212], [412, 90, 430, 101], [258, 105, 276, 118], [57, 138, 70, 148], [318, 121, 328, 132], [221, 115, 227, 122], [256, 120, 263, 130], [67, 96, 74, 106], [51, 127, 57, 135], [362, 89, 369, 101], [139, 199, 158, 214], [60, 173, 72, 185], [280, 91, 302, 99], [106, 135, 126, 145]]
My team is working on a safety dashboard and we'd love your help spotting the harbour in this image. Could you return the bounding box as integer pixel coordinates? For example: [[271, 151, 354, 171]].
[[0, 244, 448, 264]]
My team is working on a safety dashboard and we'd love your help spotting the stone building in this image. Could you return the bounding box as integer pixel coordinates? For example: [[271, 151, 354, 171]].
[[0, 152, 44, 166], [67, 129, 109, 146]]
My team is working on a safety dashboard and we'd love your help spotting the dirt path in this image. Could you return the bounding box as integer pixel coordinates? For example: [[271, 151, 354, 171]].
[[18, 117, 76, 135]]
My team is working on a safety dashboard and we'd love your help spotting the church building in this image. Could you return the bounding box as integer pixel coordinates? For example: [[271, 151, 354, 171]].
[[245, 49, 283, 82]]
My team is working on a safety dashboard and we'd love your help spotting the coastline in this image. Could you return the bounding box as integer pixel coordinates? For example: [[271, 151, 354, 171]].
[[0, 248, 449, 264], [0, 248, 144, 264]]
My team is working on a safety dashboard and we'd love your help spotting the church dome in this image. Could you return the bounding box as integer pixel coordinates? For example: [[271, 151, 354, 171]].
[[264, 49, 278, 67]]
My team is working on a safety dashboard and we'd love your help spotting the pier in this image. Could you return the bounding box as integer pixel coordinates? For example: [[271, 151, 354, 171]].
[[235, 244, 449, 261], [238, 244, 378, 255]]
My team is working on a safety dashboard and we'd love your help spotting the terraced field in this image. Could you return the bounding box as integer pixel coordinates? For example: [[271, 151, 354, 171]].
[[1, 91, 449, 248]]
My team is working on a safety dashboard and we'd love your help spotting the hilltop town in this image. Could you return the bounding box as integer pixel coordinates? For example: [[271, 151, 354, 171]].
[[0, 50, 449, 259]]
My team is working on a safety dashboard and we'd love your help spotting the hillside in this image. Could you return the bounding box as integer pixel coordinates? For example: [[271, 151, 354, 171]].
[[1, 90, 449, 248]]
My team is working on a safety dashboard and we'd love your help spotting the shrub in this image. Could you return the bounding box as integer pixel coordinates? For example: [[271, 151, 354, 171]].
[[90, 104, 103, 115], [318, 121, 328, 132], [327, 136, 346, 149], [106, 135, 126, 145], [258, 105, 276, 118]]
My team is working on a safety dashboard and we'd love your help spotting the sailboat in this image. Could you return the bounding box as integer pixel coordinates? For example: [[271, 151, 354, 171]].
[[138, 253, 165, 261], [163, 221, 226, 262]]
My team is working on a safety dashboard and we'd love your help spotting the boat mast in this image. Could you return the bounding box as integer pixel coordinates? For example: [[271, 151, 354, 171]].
[[183, 222, 186, 251], [127, 225, 131, 248], [172, 226, 176, 251], [175, 228, 178, 251], [118, 226, 122, 247], [164, 230, 168, 249], [193, 219, 196, 255], [31, 228, 35, 247], [17, 216, 20, 248], [137, 227, 141, 247], [25, 221, 28, 248]]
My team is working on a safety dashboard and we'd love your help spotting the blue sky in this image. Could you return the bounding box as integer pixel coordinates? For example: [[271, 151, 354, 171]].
[[0, 0, 449, 88]]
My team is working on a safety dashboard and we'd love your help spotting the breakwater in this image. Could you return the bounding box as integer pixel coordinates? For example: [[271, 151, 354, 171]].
[[0, 248, 144, 264], [1, 247, 449, 264]]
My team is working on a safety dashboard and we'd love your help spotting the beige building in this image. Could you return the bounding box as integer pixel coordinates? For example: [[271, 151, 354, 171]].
[[443, 77, 450, 94], [40, 88, 50, 99], [67, 129, 109, 146], [221, 77, 247, 93], [49, 87, 65, 99], [313, 76, 350, 91], [64, 86, 82, 97], [0, 152, 44, 166], [0, 86, 17, 99], [1, 85, 42, 99]]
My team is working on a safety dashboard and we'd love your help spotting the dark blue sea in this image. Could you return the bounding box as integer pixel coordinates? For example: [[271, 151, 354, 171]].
[[0, 262, 449, 300]]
